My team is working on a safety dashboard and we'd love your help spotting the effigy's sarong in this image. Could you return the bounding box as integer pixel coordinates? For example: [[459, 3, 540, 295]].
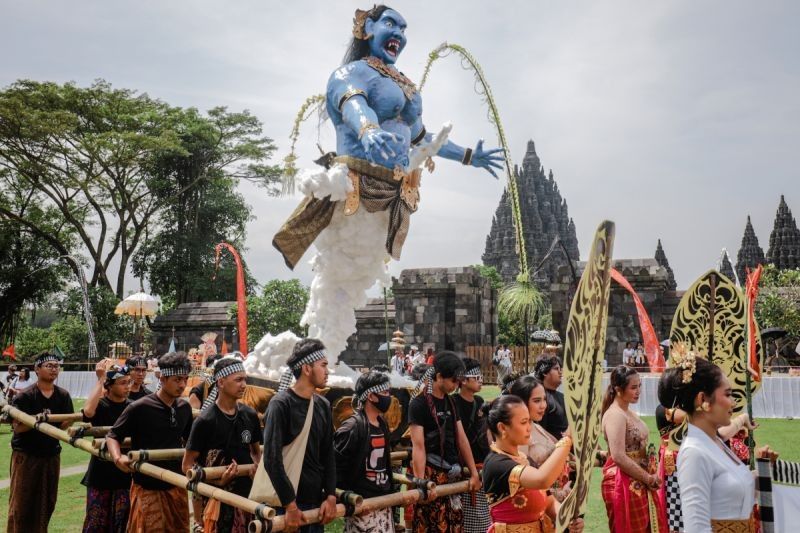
[[344, 508, 395, 532], [602, 455, 666, 533], [83, 486, 131, 533], [127, 482, 189, 533], [273, 157, 419, 269], [6, 451, 60, 533], [412, 466, 464, 533]]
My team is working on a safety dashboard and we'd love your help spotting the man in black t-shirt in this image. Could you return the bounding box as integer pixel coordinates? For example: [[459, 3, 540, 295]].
[[261, 338, 336, 533], [534, 354, 569, 438], [183, 357, 262, 533], [81, 359, 133, 532], [408, 351, 480, 533], [334, 370, 394, 532], [125, 356, 152, 401], [451, 358, 491, 533], [7, 352, 74, 533], [107, 351, 193, 532]]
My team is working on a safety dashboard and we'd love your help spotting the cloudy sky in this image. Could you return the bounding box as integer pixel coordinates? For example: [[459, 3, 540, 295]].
[[4, 1, 798, 292]]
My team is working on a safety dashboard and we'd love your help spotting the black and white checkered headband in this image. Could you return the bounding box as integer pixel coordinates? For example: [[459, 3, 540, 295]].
[[463, 367, 482, 379], [200, 362, 246, 411], [413, 366, 436, 397], [160, 365, 191, 377], [354, 382, 390, 410], [278, 349, 326, 392], [35, 353, 61, 367]]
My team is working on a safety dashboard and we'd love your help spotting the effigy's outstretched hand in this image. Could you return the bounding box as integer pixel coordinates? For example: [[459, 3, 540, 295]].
[[361, 128, 407, 167], [470, 139, 504, 179]]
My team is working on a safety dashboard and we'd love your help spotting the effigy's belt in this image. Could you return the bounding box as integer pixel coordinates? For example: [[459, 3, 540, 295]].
[[272, 156, 421, 269], [710, 518, 754, 533], [493, 520, 547, 533]]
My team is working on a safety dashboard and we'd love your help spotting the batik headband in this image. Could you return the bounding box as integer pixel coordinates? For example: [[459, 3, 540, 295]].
[[354, 381, 390, 410], [278, 349, 327, 392], [104, 365, 130, 386], [160, 365, 191, 377], [34, 353, 62, 367]]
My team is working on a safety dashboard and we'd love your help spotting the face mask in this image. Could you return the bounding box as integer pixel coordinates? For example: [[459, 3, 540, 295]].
[[371, 394, 392, 413]]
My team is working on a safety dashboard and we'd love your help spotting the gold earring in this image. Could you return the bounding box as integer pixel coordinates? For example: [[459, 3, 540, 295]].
[[701, 401, 711, 412]]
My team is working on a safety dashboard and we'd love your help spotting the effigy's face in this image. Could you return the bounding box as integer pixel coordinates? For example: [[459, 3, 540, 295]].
[[366, 9, 407, 65]]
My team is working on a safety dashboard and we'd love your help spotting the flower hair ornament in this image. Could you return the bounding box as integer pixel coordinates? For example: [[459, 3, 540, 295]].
[[352, 6, 377, 40], [670, 342, 698, 384]]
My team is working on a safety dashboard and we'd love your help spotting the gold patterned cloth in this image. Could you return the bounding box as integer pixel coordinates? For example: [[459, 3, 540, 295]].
[[492, 520, 547, 533], [273, 157, 418, 269], [710, 518, 755, 533]]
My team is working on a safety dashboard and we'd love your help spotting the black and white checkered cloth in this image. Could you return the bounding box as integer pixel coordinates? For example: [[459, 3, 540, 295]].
[[278, 349, 326, 392], [461, 488, 490, 533], [665, 472, 683, 532]]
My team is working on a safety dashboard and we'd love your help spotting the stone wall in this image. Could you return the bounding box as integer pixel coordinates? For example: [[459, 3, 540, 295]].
[[150, 301, 238, 356], [341, 267, 498, 368], [551, 259, 683, 367]]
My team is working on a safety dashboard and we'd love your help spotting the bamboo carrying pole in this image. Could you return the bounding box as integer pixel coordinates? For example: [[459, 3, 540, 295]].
[[128, 448, 186, 462], [392, 472, 435, 491], [133, 461, 275, 520], [250, 480, 471, 532], [0, 401, 274, 521], [334, 489, 363, 507], [390, 450, 410, 461], [93, 437, 131, 449], [68, 424, 113, 438], [36, 411, 84, 423], [187, 463, 255, 482]]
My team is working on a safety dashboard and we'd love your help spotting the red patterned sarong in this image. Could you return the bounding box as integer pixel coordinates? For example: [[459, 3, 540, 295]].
[[83, 486, 131, 533], [412, 466, 464, 533], [127, 482, 189, 532], [601, 456, 667, 533]]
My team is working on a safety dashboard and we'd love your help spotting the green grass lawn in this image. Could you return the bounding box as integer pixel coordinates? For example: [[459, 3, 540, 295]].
[[1, 394, 798, 532]]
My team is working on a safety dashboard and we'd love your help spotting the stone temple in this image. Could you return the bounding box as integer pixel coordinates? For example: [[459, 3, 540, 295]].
[[482, 140, 579, 287], [766, 195, 800, 270], [736, 216, 765, 285]]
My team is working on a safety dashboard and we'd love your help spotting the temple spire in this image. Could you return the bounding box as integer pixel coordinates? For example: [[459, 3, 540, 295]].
[[766, 195, 800, 270], [655, 239, 677, 290], [736, 215, 765, 284], [718, 248, 736, 284]]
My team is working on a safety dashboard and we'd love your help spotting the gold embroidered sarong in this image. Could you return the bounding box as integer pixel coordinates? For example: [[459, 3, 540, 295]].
[[710, 518, 755, 533], [273, 156, 420, 269]]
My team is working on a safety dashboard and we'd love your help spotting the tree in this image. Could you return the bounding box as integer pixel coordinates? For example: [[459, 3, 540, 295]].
[[235, 279, 309, 348], [0, 177, 73, 344], [756, 265, 800, 338], [57, 285, 132, 357], [132, 107, 278, 303], [0, 80, 281, 298]]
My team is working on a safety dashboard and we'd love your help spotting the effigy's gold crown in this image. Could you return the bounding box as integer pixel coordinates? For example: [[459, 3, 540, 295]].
[[670, 342, 698, 384], [352, 7, 375, 40]]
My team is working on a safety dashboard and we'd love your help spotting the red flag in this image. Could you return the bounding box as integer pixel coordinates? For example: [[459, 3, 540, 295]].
[[2, 344, 16, 361], [214, 243, 249, 356], [610, 268, 666, 372], [745, 264, 763, 382]]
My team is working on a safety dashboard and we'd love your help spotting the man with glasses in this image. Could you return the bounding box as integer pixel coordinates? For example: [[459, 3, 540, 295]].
[[451, 358, 491, 533], [107, 351, 193, 531], [81, 359, 133, 532], [125, 356, 152, 401], [7, 352, 74, 533]]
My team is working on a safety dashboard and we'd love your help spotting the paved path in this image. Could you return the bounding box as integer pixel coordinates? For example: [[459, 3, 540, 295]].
[[0, 462, 88, 490]]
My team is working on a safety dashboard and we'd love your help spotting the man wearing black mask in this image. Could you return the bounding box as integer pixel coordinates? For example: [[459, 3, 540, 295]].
[[334, 370, 395, 531]]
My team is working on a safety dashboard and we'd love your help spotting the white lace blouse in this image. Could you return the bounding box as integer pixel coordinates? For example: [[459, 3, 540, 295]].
[[677, 423, 754, 532]]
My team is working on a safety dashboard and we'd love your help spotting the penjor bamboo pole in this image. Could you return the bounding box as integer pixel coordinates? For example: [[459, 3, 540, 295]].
[[133, 461, 275, 520], [250, 480, 471, 532]]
